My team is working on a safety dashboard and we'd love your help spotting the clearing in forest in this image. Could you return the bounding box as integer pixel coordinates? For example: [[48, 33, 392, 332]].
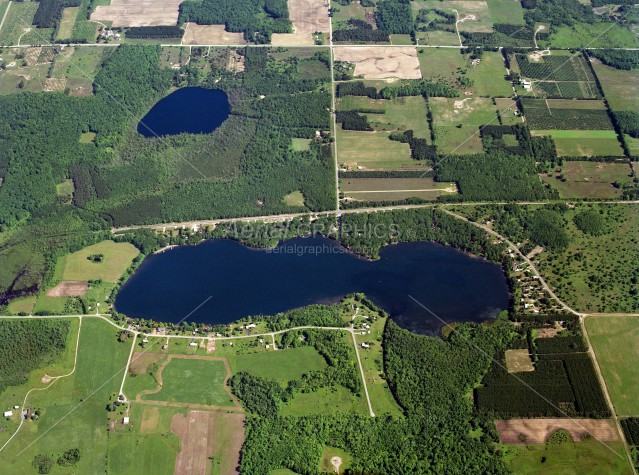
[[333, 47, 421, 80], [495, 418, 619, 444]]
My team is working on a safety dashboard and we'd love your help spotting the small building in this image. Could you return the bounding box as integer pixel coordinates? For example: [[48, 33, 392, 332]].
[[162, 344, 168, 350], [189, 342, 198, 347], [123, 417, 130, 425], [266, 344, 270, 349], [4, 411, 13, 417], [361, 343, 370, 348], [13, 405, 19, 409]]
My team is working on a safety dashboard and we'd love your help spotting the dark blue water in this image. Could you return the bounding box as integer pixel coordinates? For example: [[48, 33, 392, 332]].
[[114, 236, 509, 334], [137, 87, 230, 137]]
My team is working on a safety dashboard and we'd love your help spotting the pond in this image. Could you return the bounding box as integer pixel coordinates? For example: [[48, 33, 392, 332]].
[[114, 236, 509, 334], [137, 87, 230, 137]]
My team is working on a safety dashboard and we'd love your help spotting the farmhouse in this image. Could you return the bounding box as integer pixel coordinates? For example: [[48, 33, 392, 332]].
[[3, 411, 13, 417]]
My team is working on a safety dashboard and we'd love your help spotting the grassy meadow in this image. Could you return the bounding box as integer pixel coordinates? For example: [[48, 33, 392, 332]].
[[235, 346, 327, 384], [586, 317, 639, 417]]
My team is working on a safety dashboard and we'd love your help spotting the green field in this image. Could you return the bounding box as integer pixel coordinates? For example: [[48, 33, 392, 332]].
[[142, 357, 235, 407], [544, 23, 639, 49], [107, 429, 178, 475], [280, 385, 369, 416], [591, 61, 639, 113], [430, 97, 498, 154], [411, 0, 493, 33], [586, 317, 639, 417], [486, 0, 525, 25], [417, 49, 511, 97], [55, 240, 139, 282], [532, 130, 624, 157], [235, 346, 327, 384], [540, 160, 633, 199], [502, 440, 633, 474], [0, 317, 133, 473], [337, 126, 425, 170], [55, 6, 80, 40]]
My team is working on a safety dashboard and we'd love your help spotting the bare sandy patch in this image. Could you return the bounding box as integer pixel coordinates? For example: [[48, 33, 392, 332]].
[[288, 0, 329, 34], [41, 374, 53, 384], [206, 339, 216, 353], [271, 32, 315, 46], [45, 281, 88, 297], [333, 47, 421, 80], [504, 349, 534, 372], [496, 418, 619, 444], [331, 456, 342, 474], [91, 0, 183, 27], [182, 23, 246, 45]]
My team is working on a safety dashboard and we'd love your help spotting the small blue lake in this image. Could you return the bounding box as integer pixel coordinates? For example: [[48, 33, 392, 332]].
[[114, 236, 509, 334], [137, 87, 230, 137]]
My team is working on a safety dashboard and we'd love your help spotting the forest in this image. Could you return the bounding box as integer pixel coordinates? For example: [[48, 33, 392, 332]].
[[0, 45, 336, 305], [233, 314, 513, 474], [179, 0, 291, 42], [0, 319, 70, 393]]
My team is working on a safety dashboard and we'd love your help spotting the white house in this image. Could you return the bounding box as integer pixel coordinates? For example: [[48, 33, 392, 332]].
[[4, 411, 13, 417]]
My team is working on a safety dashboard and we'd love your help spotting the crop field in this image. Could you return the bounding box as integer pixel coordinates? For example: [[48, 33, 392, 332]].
[[430, 97, 499, 154], [496, 418, 619, 444], [521, 98, 614, 130], [540, 160, 633, 198], [54, 240, 139, 282], [531, 130, 624, 157], [417, 49, 511, 97], [140, 356, 238, 407], [341, 177, 457, 201], [586, 317, 639, 417], [535, 204, 639, 314], [333, 47, 422, 79], [415, 29, 460, 46], [591, 60, 639, 113], [502, 439, 632, 475], [55, 6, 79, 40], [91, 0, 183, 27], [287, 0, 329, 35], [182, 23, 244, 45], [235, 346, 327, 384], [0, 317, 133, 474]]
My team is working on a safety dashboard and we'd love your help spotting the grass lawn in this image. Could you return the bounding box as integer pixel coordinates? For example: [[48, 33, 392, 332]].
[[412, 0, 493, 33], [235, 346, 327, 384], [0, 317, 133, 474], [55, 6, 79, 40], [626, 135, 639, 156], [591, 61, 639, 113], [502, 440, 633, 474], [415, 30, 460, 46], [540, 161, 633, 199], [6, 295, 37, 314], [362, 96, 431, 140], [586, 317, 639, 417], [56, 240, 139, 282], [332, 1, 374, 29], [143, 357, 235, 407]]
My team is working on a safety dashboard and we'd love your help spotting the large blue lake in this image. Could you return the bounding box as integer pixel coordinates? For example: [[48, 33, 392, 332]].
[[137, 87, 230, 137], [114, 236, 509, 334]]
